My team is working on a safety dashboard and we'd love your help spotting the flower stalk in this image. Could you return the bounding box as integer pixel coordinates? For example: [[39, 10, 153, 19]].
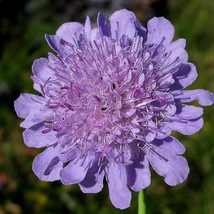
[[138, 190, 146, 214]]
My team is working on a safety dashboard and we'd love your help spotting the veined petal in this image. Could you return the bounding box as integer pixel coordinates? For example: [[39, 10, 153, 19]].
[[162, 39, 187, 73], [45, 34, 61, 53], [162, 48, 188, 74], [168, 117, 204, 135], [174, 89, 214, 106], [80, 163, 104, 193], [84, 16, 92, 40], [134, 19, 147, 38], [14, 93, 45, 118], [56, 22, 84, 45], [169, 104, 204, 136], [45, 34, 73, 55], [155, 91, 176, 115], [23, 122, 57, 148], [106, 163, 131, 209], [170, 63, 198, 90], [79, 153, 104, 193], [14, 93, 54, 128], [60, 156, 92, 185], [90, 28, 101, 42], [109, 9, 136, 41], [32, 145, 63, 181], [148, 139, 189, 186], [32, 58, 55, 83], [97, 13, 109, 36], [169, 38, 186, 50], [175, 104, 203, 119], [146, 17, 174, 46], [127, 154, 151, 191], [156, 125, 172, 139], [151, 137, 186, 155]]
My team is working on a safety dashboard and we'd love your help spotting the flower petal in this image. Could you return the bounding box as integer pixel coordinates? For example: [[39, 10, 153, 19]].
[[168, 117, 204, 135], [79, 162, 104, 193], [146, 17, 174, 46], [106, 163, 131, 209], [151, 137, 185, 155], [32, 145, 63, 181], [84, 16, 92, 40], [127, 154, 151, 191], [169, 38, 186, 50], [32, 58, 55, 83], [163, 39, 187, 72], [14, 93, 53, 128], [23, 122, 57, 148], [90, 28, 101, 42], [60, 156, 91, 185], [174, 89, 214, 106], [14, 93, 43, 118], [45, 34, 61, 53], [97, 12, 109, 36], [175, 104, 203, 119], [170, 63, 198, 90], [156, 125, 172, 139], [45, 34, 73, 56], [164, 99, 213, 135], [134, 19, 147, 38], [162, 48, 188, 74], [148, 139, 189, 186], [109, 9, 136, 41], [168, 104, 204, 135], [56, 22, 84, 45]]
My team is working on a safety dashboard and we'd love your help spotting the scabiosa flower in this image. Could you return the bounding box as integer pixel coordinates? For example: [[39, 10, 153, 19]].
[[14, 9, 214, 209]]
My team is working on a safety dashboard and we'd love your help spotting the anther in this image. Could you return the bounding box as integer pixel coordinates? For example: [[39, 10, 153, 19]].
[[137, 142, 152, 154]]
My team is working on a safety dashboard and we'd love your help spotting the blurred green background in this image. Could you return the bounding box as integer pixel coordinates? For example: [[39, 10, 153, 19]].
[[0, 0, 214, 213]]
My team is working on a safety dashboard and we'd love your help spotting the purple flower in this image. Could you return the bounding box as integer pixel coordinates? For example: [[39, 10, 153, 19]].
[[14, 9, 214, 209]]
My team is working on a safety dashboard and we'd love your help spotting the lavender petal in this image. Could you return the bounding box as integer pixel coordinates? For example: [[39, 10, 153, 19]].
[[109, 9, 136, 41], [23, 122, 57, 148], [106, 163, 131, 209], [146, 17, 175, 46], [32, 145, 63, 181], [148, 139, 190, 186]]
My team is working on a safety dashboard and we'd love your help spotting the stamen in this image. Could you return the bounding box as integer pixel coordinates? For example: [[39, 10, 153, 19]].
[[137, 142, 152, 154]]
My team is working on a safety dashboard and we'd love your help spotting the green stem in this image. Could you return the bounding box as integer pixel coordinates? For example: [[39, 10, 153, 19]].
[[138, 190, 146, 214]]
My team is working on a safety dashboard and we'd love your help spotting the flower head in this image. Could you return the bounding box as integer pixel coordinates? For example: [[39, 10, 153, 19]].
[[14, 9, 214, 209]]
